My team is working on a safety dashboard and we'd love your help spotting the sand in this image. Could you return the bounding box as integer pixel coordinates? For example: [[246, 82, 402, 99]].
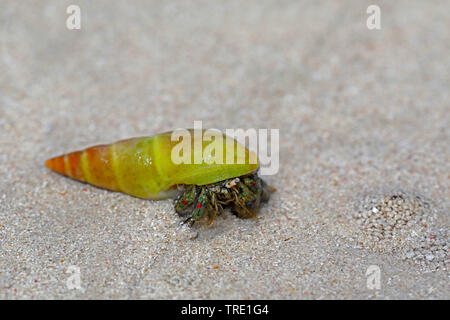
[[0, 0, 448, 299]]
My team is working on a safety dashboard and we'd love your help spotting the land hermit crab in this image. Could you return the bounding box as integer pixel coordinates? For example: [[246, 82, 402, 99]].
[[45, 129, 271, 225]]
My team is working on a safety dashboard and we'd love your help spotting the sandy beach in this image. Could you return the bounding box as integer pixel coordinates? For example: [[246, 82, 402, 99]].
[[0, 1, 448, 299]]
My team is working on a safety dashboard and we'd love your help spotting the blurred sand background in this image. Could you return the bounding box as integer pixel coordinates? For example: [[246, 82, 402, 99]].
[[0, 0, 448, 299]]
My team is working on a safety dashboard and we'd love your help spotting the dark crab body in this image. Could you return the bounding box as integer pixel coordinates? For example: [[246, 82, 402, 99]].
[[175, 172, 271, 225]]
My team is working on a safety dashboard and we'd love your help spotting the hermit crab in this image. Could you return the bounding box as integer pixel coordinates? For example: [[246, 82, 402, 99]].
[[45, 130, 271, 225]]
